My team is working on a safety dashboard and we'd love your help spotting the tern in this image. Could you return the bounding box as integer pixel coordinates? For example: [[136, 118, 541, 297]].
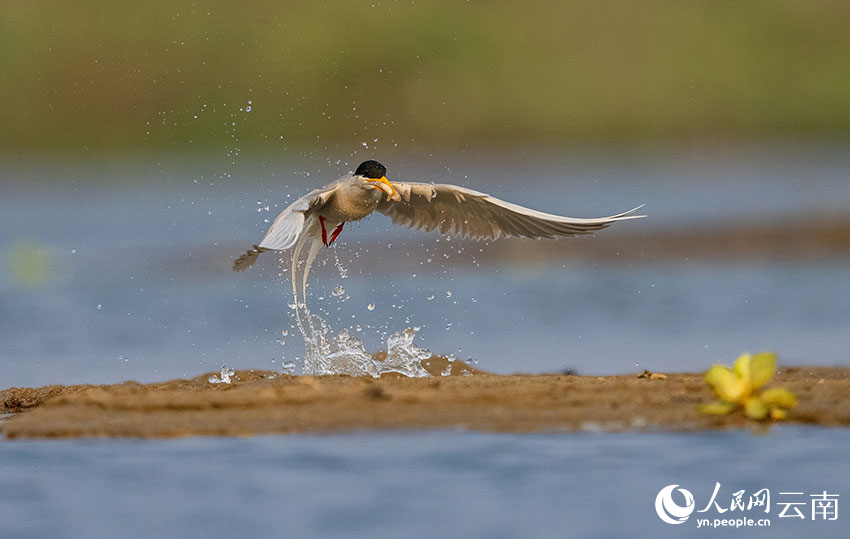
[[233, 160, 644, 277]]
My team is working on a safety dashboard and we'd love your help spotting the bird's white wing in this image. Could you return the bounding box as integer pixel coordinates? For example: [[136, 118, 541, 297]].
[[232, 186, 334, 271], [258, 187, 333, 250], [376, 182, 645, 241]]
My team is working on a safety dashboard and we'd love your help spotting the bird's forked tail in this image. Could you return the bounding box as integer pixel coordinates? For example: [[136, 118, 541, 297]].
[[232, 244, 269, 272]]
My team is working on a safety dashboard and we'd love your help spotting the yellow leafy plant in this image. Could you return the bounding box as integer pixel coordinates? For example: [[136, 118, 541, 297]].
[[698, 352, 797, 420]]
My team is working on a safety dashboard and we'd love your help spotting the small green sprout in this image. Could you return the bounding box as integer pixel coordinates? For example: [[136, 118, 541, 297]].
[[698, 352, 797, 421]]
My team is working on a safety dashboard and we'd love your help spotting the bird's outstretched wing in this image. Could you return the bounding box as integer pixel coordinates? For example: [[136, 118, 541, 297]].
[[232, 186, 335, 271], [376, 182, 645, 241]]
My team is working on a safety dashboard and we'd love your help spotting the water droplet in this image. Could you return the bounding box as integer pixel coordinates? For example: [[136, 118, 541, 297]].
[[426, 295, 435, 301], [245, 105, 252, 112], [71, 248, 77, 254], [281, 361, 296, 375], [281, 329, 289, 336], [446, 290, 452, 298], [332, 285, 345, 297], [367, 303, 375, 311], [97, 304, 102, 310]]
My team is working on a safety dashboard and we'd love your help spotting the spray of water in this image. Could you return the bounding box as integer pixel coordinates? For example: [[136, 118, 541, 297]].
[[286, 235, 432, 377]]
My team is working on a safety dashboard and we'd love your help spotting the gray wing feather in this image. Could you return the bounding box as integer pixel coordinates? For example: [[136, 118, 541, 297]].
[[376, 182, 645, 241]]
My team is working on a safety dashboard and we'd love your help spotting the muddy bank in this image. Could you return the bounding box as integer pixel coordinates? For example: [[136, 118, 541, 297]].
[[2, 364, 848, 439]]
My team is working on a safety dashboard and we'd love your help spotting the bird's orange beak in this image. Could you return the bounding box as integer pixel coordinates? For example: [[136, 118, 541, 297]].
[[371, 176, 401, 202]]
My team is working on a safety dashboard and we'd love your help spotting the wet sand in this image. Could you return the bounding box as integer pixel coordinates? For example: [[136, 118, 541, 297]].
[[2, 362, 848, 439]]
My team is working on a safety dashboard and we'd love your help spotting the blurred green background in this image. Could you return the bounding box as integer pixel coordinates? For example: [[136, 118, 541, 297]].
[[2, 0, 849, 154]]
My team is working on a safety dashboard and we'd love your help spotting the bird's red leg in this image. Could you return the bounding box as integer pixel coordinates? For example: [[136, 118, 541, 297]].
[[319, 215, 328, 246], [329, 222, 345, 245]]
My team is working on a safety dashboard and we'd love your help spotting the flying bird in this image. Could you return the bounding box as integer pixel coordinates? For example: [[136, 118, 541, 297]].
[[233, 160, 644, 272]]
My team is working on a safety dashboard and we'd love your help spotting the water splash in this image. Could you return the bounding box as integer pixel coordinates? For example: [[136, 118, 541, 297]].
[[208, 364, 235, 384], [382, 327, 431, 377], [293, 300, 432, 377], [287, 236, 433, 378]]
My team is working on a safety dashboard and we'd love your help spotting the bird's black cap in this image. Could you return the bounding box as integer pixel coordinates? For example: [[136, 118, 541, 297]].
[[354, 160, 386, 179]]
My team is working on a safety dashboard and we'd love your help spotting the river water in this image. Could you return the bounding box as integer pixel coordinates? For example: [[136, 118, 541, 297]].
[[1, 146, 848, 537]]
